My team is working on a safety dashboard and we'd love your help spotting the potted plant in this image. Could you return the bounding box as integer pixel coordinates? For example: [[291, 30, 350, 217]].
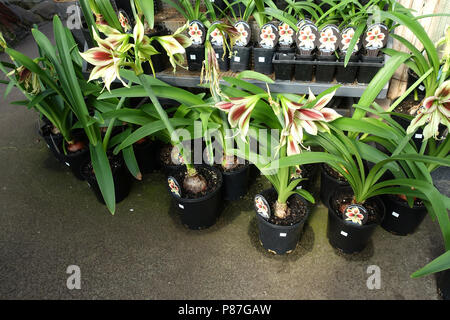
[[0, 30, 94, 181], [215, 76, 341, 254], [228, 3, 254, 72]]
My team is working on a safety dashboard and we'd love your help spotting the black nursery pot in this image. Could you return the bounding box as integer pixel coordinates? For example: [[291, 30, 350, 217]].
[[274, 52, 295, 80], [316, 54, 337, 82], [256, 188, 310, 255], [336, 54, 359, 84], [134, 138, 158, 174], [357, 54, 384, 84], [214, 46, 230, 71], [294, 54, 314, 81], [62, 146, 91, 181], [185, 45, 205, 72], [253, 47, 275, 74], [437, 269, 450, 300], [39, 124, 64, 163], [327, 188, 385, 254], [82, 155, 133, 205], [169, 165, 223, 230], [230, 46, 251, 72], [320, 164, 349, 207], [381, 195, 427, 236], [222, 163, 250, 201]]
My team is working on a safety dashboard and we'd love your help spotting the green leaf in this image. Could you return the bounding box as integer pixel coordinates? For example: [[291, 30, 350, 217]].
[[136, 0, 155, 30], [90, 142, 115, 214], [122, 145, 142, 180], [412, 250, 450, 278]]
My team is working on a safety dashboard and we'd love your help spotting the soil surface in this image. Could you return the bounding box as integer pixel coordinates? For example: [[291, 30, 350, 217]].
[[389, 194, 424, 207], [330, 190, 382, 225], [81, 155, 122, 180], [394, 98, 421, 116], [160, 144, 177, 166], [263, 189, 308, 226], [173, 166, 220, 199], [323, 163, 347, 183], [219, 156, 248, 173]]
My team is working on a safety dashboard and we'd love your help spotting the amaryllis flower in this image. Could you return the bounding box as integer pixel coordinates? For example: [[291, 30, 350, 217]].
[[188, 22, 203, 45], [154, 23, 191, 71], [260, 26, 276, 48], [9, 65, 41, 95], [80, 29, 127, 91], [215, 95, 262, 140], [298, 26, 316, 50], [345, 206, 364, 225], [319, 27, 337, 52], [341, 28, 359, 52], [365, 26, 385, 49], [95, 13, 108, 26], [278, 23, 294, 45], [235, 23, 248, 46], [407, 80, 450, 140], [280, 89, 340, 155]]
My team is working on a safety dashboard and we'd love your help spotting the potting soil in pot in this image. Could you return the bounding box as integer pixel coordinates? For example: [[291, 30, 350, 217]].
[[331, 191, 383, 225], [262, 188, 308, 226], [172, 166, 221, 199]]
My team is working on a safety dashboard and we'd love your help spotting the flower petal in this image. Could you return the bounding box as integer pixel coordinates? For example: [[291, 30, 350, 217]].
[[320, 107, 341, 121], [79, 47, 113, 66], [228, 104, 247, 127], [297, 108, 326, 121], [436, 80, 450, 101], [287, 135, 301, 156], [314, 90, 336, 110]]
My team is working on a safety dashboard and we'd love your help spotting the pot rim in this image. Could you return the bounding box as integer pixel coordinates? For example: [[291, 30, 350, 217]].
[[170, 164, 223, 203], [383, 193, 426, 210], [221, 161, 250, 176], [255, 188, 310, 229], [328, 187, 386, 229], [321, 163, 349, 186]]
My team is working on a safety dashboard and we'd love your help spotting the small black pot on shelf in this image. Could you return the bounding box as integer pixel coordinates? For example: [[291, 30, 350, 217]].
[[357, 54, 384, 83], [185, 45, 205, 72], [278, 46, 296, 54], [273, 52, 295, 80], [294, 54, 315, 81], [316, 54, 337, 82], [253, 47, 275, 74], [336, 54, 359, 84], [134, 138, 159, 174], [381, 195, 428, 236], [327, 187, 385, 254], [407, 68, 426, 99], [82, 154, 133, 204], [255, 188, 310, 254], [230, 46, 251, 72], [214, 46, 230, 71], [168, 165, 223, 230], [209, 0, 227, 11]]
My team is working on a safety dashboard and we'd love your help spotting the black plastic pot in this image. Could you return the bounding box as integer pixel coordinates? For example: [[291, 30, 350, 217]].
[[407, 68, 426, 99], [209, 0, 227, 11], [274, 53, 295, 80], [62, 147, 91, 181], [185, 45, 205, 72], [320, 164, 349, 207], [437, 269, 450, 300], [278, 46, 295, 54], [169, 165, 223, 230], [256, 188, 310, 254], [134, 139, 158, 174], [357, 54, 384, 83], [222, 163, 250, 201], [214, 46, 230, 71], [381, 195, 427, 236], [253, 47, 275, 74], [327, 189, 385, 253], [294, 54, 315, 81], [316, 55, 337, 82], [230, 46, 251, 72], [336, 54, 359, 83], [82, 155, 133, 204], [39, 124, 64, 163]]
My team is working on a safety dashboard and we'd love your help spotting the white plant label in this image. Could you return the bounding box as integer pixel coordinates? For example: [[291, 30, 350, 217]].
[[296, 186, 302, 190], [279, 233, 287, 237], [234, 56, 241, 62], [65, 162, 70, 167], [190, 54, 196, 60], [419, 85, 425, 91], [340, 230, 348, 237], [178, 204, 184, 209], [216, 53, 219, 58], [258, 57, 265, 62], [46, 144, 50, 149], [392, 211, 400, 218], [415, 133, 423, 139]]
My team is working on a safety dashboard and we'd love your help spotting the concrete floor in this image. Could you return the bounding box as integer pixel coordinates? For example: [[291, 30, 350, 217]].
[[0, 23, 446, 300]]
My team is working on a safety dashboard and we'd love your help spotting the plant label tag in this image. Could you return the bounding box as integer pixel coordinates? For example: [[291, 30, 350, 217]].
[[190, 54, 196, 60], [296, 22, 319, 52], [178, 204, 184, 209], [234, 56, 241, 62], [234, 20, 251, 47], [258, 57, 265, 62], [65, 162, 70, 167], [296, 186, 302, 190], [415, 133, 423, 139], [259, 23, 279, 49], [419, 85, 425, 91], [216, 53, 219, 58], [341, 231, 348, 237], [279, 233, 287, 237], [168, 176, 182, 198], [392, 211, 400, 218], [46, 144, 50, 149], [188, 20, 206, 45], [343, 204, 368, 225], [254, 194, 271, 220], [318, 24, 340, 54]]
